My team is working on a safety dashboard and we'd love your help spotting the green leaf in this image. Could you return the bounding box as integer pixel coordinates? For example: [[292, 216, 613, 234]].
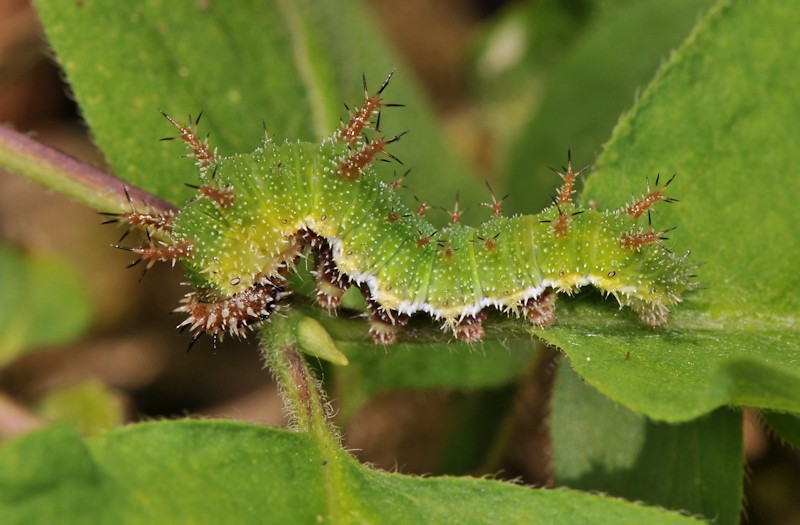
[[533, 1, 800, 421], [762, 412, 800, 449], [434, 386, 518, 475], [0, 245, 92, 366], [0, 425, 109, 525], [333, 338, 534, 421], [552, 363, 743, 525], [471, 0, 603, 144], [0, 421, 706, 524], [501, 0, 715, 213], [33, 0, 484, 219], [36, 381, 124, 436], [305, 310, 536, 420]]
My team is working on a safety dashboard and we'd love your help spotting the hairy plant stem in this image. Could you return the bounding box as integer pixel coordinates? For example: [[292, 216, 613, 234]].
[[260, 316, 340, 449], [260, 317, 352, 520], [0, 124, 175, 215]]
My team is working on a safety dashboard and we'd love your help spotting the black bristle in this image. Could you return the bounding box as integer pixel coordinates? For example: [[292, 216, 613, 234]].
[[186, 333, 201, 353], [377, 69, 395, 95]]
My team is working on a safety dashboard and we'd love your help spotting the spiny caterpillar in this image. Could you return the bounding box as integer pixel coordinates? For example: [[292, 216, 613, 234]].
[[108, 72, 696, 348]]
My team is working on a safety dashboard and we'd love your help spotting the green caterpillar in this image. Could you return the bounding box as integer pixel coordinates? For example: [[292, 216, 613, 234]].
[[112, 73, 696, 347]]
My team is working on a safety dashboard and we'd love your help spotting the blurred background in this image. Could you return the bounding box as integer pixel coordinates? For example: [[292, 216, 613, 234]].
[[0, 1, 798, 523]]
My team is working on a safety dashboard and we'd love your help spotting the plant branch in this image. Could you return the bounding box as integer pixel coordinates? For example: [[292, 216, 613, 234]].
[[260, 313, 340, 448], [477, 341, 560, 481], [0, 124, 176, 215], [261, 314, 356, 522]]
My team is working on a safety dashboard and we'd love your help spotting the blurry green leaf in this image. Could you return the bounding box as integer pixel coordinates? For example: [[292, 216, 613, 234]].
[[283, 308, 535, 420], [435, 386, 517, 475], [762, 412, 800, 449], [532, 1, 800, 421], [502, 0, 715, 213], [0, 425, 107, 524], [471, 0, 602, 145], [475, 0, 600, 77], [333, 339, 533, 421], [0, 245, 92, 366], [33, 0, 483, 220], [0, 421, 706, 524], [552, 363, 743, 525], [36, 381, 124, 436]]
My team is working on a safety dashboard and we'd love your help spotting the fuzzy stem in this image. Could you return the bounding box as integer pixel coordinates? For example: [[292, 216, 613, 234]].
[[0, 124, 176, 215], [260, 316, 339, 448], [261, 317, 355, 521], [477, 342, 560, 481]]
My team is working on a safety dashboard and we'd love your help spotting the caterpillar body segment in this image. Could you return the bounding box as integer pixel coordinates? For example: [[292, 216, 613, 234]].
[[114, 76, 695, 345]]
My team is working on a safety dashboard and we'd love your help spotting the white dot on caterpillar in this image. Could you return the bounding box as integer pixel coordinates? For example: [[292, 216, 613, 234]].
[[230, 277, 241, 286]]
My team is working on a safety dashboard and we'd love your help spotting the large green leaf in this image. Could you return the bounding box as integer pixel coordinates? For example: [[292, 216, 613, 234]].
[[33, 0, 484, 218], [532, 0, 800, 421], [0, 421, 705, 524], [0, 245, 92, 366], [552, 363, 743, 525], [499, 0, 716, 213]]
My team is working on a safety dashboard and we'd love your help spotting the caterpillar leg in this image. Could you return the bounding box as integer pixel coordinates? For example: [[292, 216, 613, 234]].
[[176, 275, 285, 348], [363, 295, 408, 345], [311, 237, 351, 311], [628, 299, 669, 328], [452, 310, 489, 342], [521, 289, 557, 328]]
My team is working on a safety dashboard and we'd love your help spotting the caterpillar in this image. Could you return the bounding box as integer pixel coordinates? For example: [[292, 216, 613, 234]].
[[109, 72, 696, 348]]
